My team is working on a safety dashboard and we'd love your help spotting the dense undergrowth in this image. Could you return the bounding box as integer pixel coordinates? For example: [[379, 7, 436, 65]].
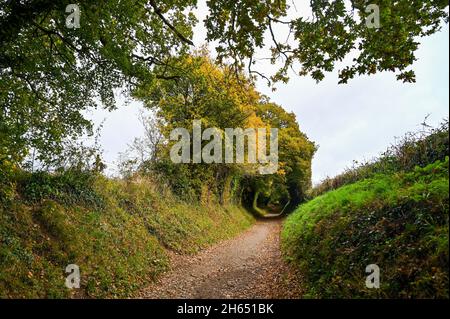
[[0, 171, 254, 298], [282, 123, 449, 298]]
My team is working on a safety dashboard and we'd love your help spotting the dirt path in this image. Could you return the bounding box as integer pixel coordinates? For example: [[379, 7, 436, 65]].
[[139, 218, 302, 299]]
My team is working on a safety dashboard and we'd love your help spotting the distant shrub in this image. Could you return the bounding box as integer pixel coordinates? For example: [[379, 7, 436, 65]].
[[310, 119, 449, 198]]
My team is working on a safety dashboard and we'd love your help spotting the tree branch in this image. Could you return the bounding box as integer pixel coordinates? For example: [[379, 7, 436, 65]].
[[148, 0, 194, 46]]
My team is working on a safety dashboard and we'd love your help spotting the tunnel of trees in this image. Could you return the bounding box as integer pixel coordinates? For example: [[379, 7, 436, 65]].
[[1, 1, 448, 212]]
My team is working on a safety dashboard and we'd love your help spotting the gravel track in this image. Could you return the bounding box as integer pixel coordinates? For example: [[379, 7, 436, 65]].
[[139, 218, 302, 299]]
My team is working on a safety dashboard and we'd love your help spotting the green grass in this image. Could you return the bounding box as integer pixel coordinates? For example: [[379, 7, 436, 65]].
[[0, 174, 254, 298], [310, 120, 449, 198], [282, 158, 449, 298]]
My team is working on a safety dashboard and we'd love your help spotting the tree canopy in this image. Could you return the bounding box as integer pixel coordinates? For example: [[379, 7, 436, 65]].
[[1, 0, 196, 165], [0, 0, 448, 166], [131, 52, 315, 210], [206, 0, 449, 84]]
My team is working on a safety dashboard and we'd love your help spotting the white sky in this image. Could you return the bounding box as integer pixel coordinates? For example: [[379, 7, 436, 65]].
[[88, 2, 449, 185]]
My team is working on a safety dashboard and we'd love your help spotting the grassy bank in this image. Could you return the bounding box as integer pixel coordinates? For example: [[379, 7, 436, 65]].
[[282, 158, 449, 298], [0, 172, 254, 298]]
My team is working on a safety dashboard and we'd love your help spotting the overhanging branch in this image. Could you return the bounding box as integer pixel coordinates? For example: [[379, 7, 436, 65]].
[[148, 0, 194, 46]]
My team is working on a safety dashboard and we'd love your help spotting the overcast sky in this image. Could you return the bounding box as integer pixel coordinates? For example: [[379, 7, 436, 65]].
[[89, 2, 449, 184]]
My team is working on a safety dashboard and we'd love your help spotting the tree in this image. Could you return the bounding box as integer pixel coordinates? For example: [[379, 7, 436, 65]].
[[134, 51, 262, 200], [255, 101, 316, 210], [118, 110, 163, 177], [1, 0, 197, 165], [134, 52, 315, 210]]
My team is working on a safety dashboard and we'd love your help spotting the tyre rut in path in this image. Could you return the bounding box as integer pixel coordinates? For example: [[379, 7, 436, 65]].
[[139, 218, 302, 299]]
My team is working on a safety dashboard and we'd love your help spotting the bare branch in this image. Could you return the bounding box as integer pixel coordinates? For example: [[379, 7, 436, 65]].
[[248, 56, 271, 86]]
